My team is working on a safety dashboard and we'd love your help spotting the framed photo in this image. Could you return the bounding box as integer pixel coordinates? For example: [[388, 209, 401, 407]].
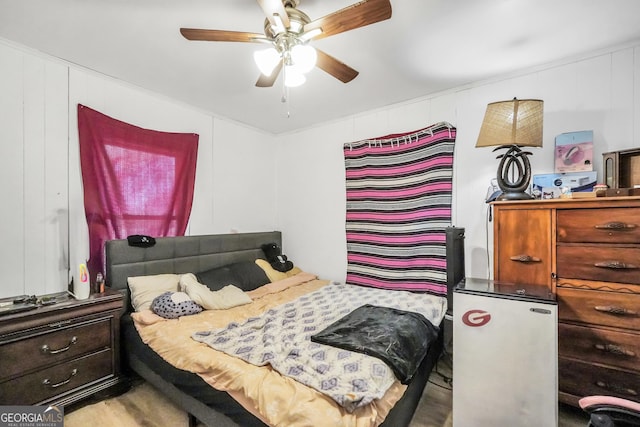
[[554, 130, 593, 173]]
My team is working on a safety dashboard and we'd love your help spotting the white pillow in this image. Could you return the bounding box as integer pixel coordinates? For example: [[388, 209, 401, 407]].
[[128, 274, 181, 312], [179, 273, 251, 310]]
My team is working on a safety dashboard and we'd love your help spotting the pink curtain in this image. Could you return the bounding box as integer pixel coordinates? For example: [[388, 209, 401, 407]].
[[77, 104, 199, 279]]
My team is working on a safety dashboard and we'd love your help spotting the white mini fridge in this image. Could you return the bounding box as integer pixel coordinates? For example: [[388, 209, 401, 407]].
[[453, 278, 558, 427]]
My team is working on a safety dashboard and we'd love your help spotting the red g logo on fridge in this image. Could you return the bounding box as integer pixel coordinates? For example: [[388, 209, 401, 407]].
[[462, 309, 491, 327]]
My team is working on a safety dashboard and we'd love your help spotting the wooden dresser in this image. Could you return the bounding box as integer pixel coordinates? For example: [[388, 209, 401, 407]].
[[492, 197, 640, 406], [0, 289, 124, 406]]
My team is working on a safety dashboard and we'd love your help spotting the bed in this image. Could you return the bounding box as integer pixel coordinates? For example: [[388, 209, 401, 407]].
[[105, 231, 447, 427]]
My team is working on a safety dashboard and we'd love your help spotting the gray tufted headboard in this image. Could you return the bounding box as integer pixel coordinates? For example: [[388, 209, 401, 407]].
[[105, 231, 281, 309]]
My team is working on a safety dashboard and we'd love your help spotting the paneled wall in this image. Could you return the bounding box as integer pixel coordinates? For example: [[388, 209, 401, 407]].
[[277, 44, 640, 283], [0, 40, 278, 298], [0, 44, 68, 297], [2, 37, 640, 298]]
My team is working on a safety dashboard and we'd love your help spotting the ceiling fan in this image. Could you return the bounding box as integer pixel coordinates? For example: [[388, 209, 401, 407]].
[[180, 0, 392, 88]]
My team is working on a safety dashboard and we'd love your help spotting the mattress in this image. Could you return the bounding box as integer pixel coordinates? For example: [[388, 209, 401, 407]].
[[122, 312, 443, 427], [122, 314, 267, 426], [106, 232, 447, 427]]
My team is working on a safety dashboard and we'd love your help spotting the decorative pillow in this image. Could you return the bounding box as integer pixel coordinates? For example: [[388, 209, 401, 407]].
[[230, 261, 271, 290], [255, 259, 302, 282], [127, 274, 181, 312], [180, 273, 252, 310], [195, 261, 270, 292], [150, 291, 203, 319], [195, 265, 236, 291]]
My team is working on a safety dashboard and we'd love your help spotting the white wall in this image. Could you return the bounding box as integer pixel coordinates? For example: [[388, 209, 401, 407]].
[[0, 43, 69, 298], [0, 40, 278, 298], [2, 37, 639, 298], [277, 44, 640, 283]]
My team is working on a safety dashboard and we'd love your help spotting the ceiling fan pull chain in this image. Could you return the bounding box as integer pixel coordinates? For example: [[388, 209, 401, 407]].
[[281, 74, 291, 118]]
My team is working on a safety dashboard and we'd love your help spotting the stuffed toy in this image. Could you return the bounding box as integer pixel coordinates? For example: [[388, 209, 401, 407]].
[[261, 242, 294, 272]]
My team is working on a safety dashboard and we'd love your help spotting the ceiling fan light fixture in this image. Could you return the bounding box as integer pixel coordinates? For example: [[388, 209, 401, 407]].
[[254, 47, 281, 76], [289, 20, 303, 33], [284, 65, 305, 87], [290, 44, 317, 74]]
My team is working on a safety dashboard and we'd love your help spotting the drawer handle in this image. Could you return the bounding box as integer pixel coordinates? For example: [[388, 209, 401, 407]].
[[594, 305, 638, 316], [594, 222, 637, 230], [594, 261, 639, 270], [595, 380, 638, 397], [594, 343, 636, 357], [509, 254, 541, 263], [42, 368, 77, 389], [41, 336, 77, 354]]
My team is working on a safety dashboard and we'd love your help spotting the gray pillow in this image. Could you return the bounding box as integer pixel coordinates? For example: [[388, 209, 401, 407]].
[[196, 261, 269, 292]]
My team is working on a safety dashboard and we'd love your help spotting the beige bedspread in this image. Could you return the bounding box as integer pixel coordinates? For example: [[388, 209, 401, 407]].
[[132, 273, 408, 427]]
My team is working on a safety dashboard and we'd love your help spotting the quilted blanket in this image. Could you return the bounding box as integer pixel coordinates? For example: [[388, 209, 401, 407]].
[[192, 282, 445, 412]]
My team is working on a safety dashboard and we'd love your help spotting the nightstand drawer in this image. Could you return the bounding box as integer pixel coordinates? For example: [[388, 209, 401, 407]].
[[559, 357, 640, 403], [559, 323, 639, 372], [557, 246, 640, 284], [557, 208, 640, 243], [0, 318, 111, 381], [0, 349, 113, 405], [557, 287, 640, 330]]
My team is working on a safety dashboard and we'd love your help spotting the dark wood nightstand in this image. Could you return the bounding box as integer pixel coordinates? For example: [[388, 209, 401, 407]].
[[0, 289, 125, 406]]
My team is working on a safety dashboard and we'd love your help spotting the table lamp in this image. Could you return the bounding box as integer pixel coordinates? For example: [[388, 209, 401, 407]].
[[476, 98, 544, 200]]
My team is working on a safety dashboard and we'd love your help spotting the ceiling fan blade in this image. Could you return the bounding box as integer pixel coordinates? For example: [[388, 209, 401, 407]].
[[256, 0, 291, 30], [315, 49, 359, 83], [303, 0, 391, 41], [304, 0, 391, 40], [180, 28, 268, 43], [256, 60, 283, 87]]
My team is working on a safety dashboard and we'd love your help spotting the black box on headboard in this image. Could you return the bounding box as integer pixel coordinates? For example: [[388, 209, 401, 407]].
[[446, 226, 465, 316]]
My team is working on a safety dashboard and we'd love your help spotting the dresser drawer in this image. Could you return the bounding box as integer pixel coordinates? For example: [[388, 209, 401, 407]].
[[494, 208, 552, 288], [559, 357, 640, 402], [557, 208, 640, 243], [557, 287, 640, 330], [0, 318, 111, 381], [0, 349, 113, 405], [557, 245, 640, 284], [559, 323, 639, 371]]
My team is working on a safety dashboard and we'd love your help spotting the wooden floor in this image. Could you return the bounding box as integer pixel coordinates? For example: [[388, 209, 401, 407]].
[[65, 348, 591, 427], [408, 348, 590, 427]]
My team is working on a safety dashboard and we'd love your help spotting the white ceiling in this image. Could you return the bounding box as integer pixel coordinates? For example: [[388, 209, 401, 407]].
[[1, 0, 640, 134]]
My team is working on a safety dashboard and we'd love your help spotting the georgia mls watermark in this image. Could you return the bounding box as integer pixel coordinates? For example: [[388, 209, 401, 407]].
[[0, 405, 64, 427]]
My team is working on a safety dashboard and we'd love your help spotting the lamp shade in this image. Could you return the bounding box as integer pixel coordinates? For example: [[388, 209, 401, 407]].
[[290, 44, 317, 74], [254, 47, 281, 77], [476, 98, 544, 148], [284, 65, 306, 87]]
